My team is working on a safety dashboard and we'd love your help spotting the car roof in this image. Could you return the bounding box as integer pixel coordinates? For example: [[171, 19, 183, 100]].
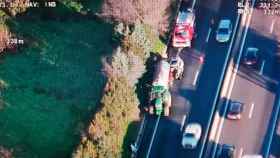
[[229, 101, 243, 112], [242, 155, 263, 158], [185, 123, 201, 133], [219, 144, 235, 157], [219, 19, 231, 28], [247, 47, 259, 53]]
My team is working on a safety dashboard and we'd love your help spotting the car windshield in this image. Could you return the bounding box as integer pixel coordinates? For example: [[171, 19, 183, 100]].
[[221, 148, 233, 157], [247, 50, 257, 57], [229, 103, 242, 113], [184, 133, 195, 138], [170, 60, 177, 65], [175, 30, 188, 37], [218, 28, 229, 34]]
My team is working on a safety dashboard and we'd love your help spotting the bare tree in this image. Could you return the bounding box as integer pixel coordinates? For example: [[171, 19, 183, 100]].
[[100, 0, 172, 32], [3, 0, 30, 16], [0, 23, 11, 53]]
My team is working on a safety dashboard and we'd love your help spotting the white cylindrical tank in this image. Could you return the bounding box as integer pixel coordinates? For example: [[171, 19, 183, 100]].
[[152, 60, 170, 89]]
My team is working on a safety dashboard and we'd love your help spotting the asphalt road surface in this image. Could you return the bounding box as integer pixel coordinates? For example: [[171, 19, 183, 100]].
[[218, 74, 276, 157]]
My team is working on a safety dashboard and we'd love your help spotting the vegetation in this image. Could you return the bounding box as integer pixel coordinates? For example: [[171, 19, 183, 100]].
[[2, 0, 30, 16], [0, 2, 114, 157], [72, 19, 168, 157], [73, 76, 139, 158], [0, 0, 177, 157], [0, 21, 11, 53], [100, 0, 174, 33]]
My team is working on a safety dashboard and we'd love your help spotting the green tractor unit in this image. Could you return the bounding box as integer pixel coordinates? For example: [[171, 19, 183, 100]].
[[149, 85, 171, 116], [148, 60, 172, 116]]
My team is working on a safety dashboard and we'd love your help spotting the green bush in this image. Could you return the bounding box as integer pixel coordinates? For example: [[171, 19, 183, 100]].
[[58, 0, 84, 13]]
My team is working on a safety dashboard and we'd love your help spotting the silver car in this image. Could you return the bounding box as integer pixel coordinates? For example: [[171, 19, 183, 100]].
[[181, 123, 202, 149], [169, 56, 184, 80], [216, 19, 232, 43]]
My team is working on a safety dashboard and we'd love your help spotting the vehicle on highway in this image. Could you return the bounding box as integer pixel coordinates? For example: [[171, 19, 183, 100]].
[[172, 8, 195, 48], [242, 47, 260, 67], [181, 123, 202, 149], [216, 19, 232, 43], [216, 144, 235, 158], [169, 56, 184, 80], [227, 100, 244, 120], [148, 59, 172, 116], [242, 155, 263, 158]]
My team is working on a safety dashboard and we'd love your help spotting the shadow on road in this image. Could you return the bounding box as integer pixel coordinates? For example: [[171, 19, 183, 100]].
[[234, 27, 279, 93], [122, 120, 141, 158]]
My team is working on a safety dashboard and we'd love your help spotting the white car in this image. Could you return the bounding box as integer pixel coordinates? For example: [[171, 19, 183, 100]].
[[181, 123, 202, 149], [216, 19, 232, 43], [242, 155, 263, 158]]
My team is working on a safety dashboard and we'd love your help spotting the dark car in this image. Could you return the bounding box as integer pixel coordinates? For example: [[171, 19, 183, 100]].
[[242, 47, 260, 66], [227, 101, 244, 120], [216, 144, 235, 158]]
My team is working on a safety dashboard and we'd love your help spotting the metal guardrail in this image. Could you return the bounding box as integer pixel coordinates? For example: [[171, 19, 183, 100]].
[[130, 115, 147, 158], [263, 86, 280, 158], [200, 0, 247, 156]]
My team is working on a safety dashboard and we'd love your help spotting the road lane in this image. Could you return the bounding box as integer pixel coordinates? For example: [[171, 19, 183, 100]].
[[219, 74, 275, 156], [160, 0, 239, 157]]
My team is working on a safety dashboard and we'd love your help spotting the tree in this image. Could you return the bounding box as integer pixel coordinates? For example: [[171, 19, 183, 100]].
[[0, 22, 11, 53], [100, 0, 173, 32], [3, 0, 30, 16]]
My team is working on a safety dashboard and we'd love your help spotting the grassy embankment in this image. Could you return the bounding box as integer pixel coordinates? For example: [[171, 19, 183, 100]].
[[0, 1, 113, 157]]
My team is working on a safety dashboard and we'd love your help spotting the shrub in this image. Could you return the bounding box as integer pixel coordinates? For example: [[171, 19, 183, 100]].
[[58, 0, 84, 13], [72, 77, 139, 158]]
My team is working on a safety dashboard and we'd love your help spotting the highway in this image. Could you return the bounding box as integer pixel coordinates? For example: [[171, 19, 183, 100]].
[[135, 0, 239, 157], [207, 0, 280, 157], [133, 0, 280, 158]]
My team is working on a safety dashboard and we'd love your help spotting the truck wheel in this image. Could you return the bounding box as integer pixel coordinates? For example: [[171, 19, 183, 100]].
[[178, 73, 183, 80]]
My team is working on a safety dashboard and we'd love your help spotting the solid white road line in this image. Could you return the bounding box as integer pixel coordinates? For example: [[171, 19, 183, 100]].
[[193, 70, 200, 86], [191, 0, 197, 10], [226, 0, 256, 101], [206, 28, 212, 43], [259, 60, 266, 75], [209, 112, 221, 140], [270, 19, 276, 34], [146, 116, 160, 158], [181, 115, 186, 131], [210, 0, 246, 147], [238, 148, 244, 158], [249, 103, 255, 119]]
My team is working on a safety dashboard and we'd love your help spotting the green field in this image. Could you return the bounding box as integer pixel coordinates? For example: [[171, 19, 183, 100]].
[[0, 15, 113, 158]]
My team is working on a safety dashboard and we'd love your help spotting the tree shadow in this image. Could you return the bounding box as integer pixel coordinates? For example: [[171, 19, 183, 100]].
[[121, 120, 141, 158], [135, 52, 163, 112]]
